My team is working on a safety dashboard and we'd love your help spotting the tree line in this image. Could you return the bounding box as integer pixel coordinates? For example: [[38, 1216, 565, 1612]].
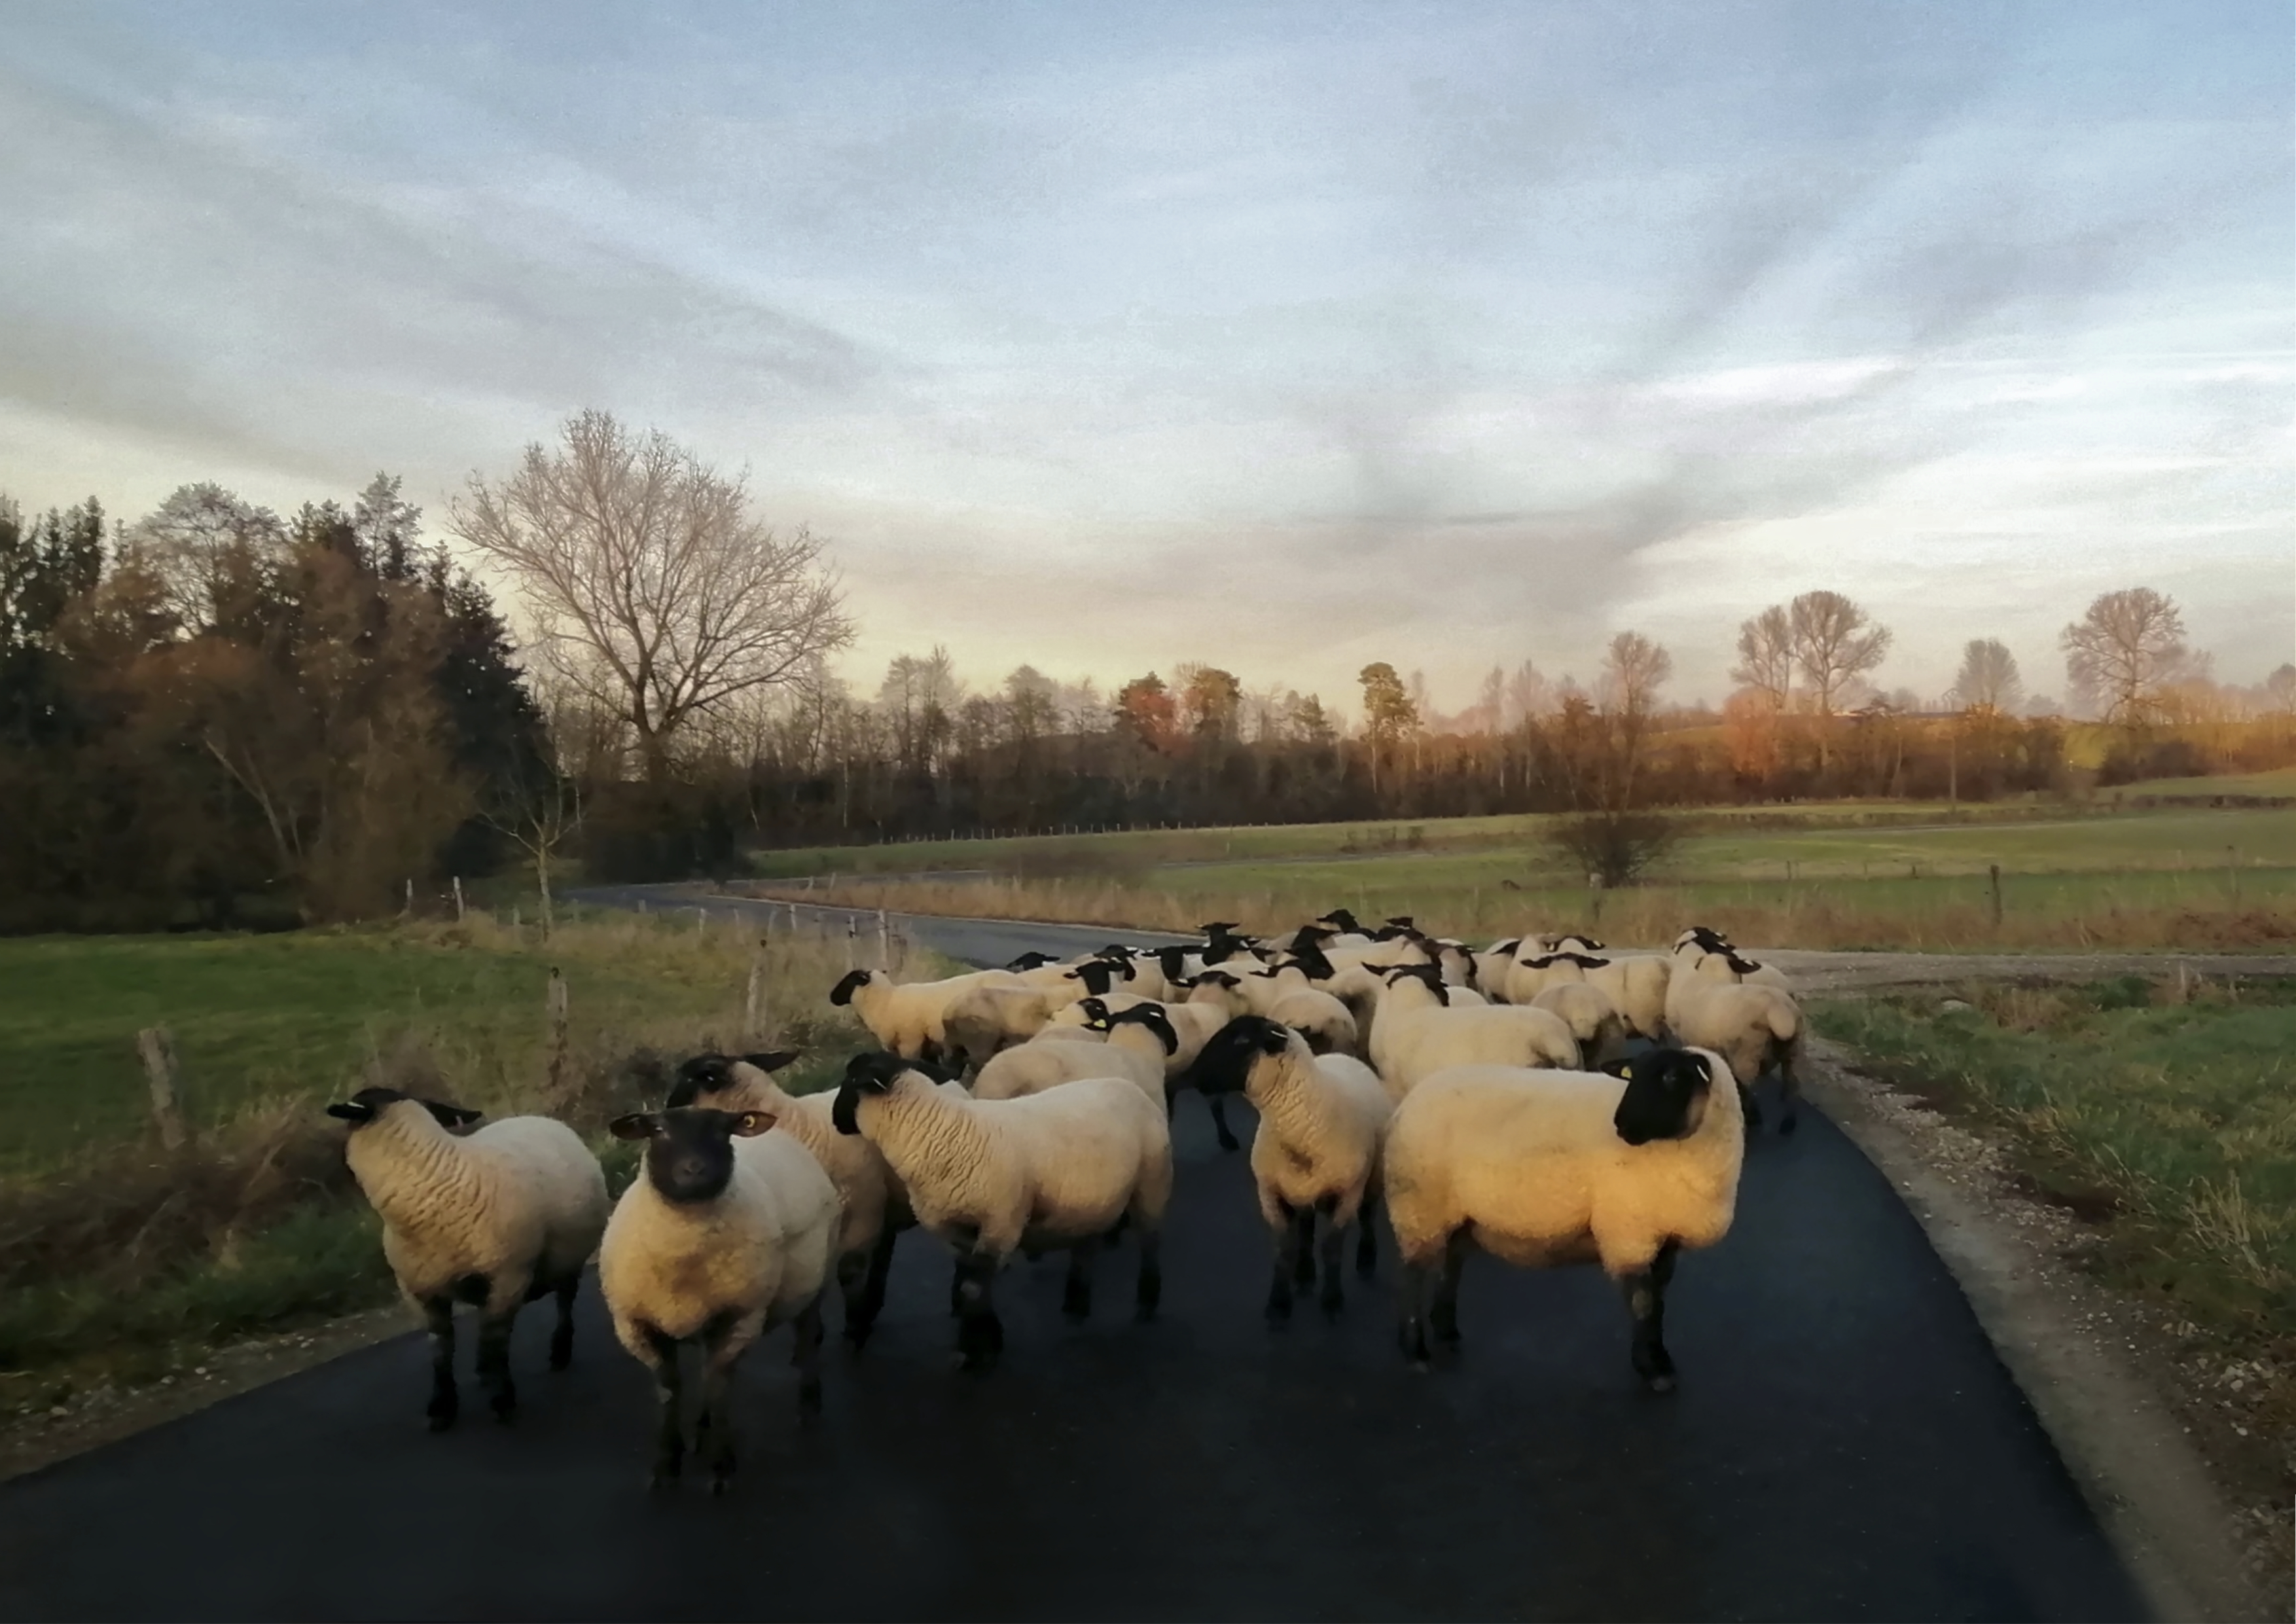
[[7, 410, 2291, 925]]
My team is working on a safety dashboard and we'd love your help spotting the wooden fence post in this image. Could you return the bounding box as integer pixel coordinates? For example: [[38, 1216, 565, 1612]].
[[511, 905, 522, 930], [138, 1026, 186, 1151], [745, 943, 768, 1041], [1988, 864, 2003, 928], [547, 968, 570, 1096], [878, 909, 891, 968], [2227, 846, 2240, 904], [403, 877, 414, 917], [452, 876, 465, 922], [845, 918, 858, 971]]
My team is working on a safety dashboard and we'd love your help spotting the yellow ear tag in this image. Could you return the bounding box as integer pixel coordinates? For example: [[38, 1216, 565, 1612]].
[[1619, 1066, 1632, 1079]]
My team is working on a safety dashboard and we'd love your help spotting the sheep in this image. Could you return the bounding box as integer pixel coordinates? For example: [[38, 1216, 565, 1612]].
[[829, 967, 1028, 1062], [327, 1087, 608, 1432], [1505, 948, 1672, 1039], [1268, 986, 1359, 1056], [1664, 964, 1806, 1132], [1674, 929, 1797, 996], [1095, 945, 1174, 1001], [1047, 990, 1155, 1032], [1528, 981, 1630, 1068], [1187, 1016, 1392, 1320], [831, 1051, 1174, 1369], [1382, 1046, 1744, 1390], [942, 960, 1130, 1070], [1087, 996, 1245, 1149], [665, 1051, 901, 1350], [971, 1003, 1179, 1105], [1471, 939, 1523, 1000], [599, 1105, 840, 1491], [1367, 965, 1580, 1102]]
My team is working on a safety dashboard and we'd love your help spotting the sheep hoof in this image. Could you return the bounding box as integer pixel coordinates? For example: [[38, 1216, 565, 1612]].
[[1216, 1134, 1241, 1153], [489, 1391, 517, 1425], [425, 1411, 456, 1434], [842, 1321, 874, 1352], [1319, 1288, 1344, 1319], [709, 1471, 735, 1497], [1778, 1114, 1799, 1136], [1265, 1293, 1293, 1324], [1644, 1371, 1677, 1394]]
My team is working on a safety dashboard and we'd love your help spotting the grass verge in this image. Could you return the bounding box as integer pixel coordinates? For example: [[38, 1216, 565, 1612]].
[[1814, 977, 2295, 1505], [0, 912, 908, 1409]]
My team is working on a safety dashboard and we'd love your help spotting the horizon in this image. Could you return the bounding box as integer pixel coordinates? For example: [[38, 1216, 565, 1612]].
[[5, 1, 2291, 713]]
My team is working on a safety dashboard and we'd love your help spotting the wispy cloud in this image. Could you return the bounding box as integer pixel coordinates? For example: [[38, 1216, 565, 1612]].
[[1, 0, 2287, 710]]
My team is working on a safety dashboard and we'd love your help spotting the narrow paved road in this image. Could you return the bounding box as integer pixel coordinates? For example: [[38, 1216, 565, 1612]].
[[0, 892, 2149, 1621]]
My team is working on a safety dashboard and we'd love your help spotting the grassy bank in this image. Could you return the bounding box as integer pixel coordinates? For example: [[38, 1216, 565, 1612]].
[[1815, 978, 2295, 1483], [0, 912, 890, 1401]]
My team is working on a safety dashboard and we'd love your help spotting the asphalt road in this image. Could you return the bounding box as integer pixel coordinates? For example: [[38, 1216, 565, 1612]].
[[0, 893, 2147, 1622]]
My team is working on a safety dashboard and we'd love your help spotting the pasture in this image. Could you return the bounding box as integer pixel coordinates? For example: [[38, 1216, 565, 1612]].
[[0, 914, 874, 1389], [751, 806, 2296, 951]]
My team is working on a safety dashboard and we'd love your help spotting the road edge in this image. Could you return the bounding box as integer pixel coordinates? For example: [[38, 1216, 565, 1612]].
[[1800, 1040, 2275, 1624]]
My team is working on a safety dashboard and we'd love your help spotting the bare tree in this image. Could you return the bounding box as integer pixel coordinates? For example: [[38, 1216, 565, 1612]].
[[1730, 605, 1795, 712], [2060, 587, 2188, 730], [1788, 590, 1891, 768], [450, 410, 853, 782], [1596, 630, 1672, 811], [484, 770, 583, 939], [1950, 638, 2024, 714]]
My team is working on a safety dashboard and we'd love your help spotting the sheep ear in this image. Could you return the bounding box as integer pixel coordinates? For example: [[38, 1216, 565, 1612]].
[[608, 1113, 661, 1142], [830, 1086, 861, 1136], [420, 1099, 482, 1128], [741, 1051, 800, 1074], [1597, 1058, 1634, 1079], [730, 1110, 777, 1136], [325, 1101, 372, 1123]]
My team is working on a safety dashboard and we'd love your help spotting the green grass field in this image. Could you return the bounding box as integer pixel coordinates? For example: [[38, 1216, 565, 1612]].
[[1815, 977, 2296, 1485], [2098, 765, 2296, 800], [755, 806, 2296, 950]]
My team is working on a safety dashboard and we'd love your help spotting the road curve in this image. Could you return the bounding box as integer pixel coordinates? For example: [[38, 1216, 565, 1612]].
[[0, 892, 2147, 1622]]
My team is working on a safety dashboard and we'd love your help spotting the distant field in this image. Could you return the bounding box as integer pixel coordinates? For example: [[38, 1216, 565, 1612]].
[[752, 806, 2296, 951], [2097, 766, 2296, 801], [747, 799, 2096, 880]]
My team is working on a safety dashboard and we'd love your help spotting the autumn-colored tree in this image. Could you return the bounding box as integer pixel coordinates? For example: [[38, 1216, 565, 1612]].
[[1175, 663, 1243, 740], [1357, 662, 1418, 793], [1785, 590, 1891, 770], [1951, 638, 2024, 715], [1115, 672, 1179, 753]]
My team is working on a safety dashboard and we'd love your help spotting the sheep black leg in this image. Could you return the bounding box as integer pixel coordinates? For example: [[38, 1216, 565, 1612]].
[[477, 1307, 518, 1423], [1398, 1253, 1438, 1371], [548, 1276, 579, 1371], [1431, 1232, 1468, 1348], [1622, 1240, 1680, 1393], [954, 1252, 1004, 1373], [848, 1228, 897, 1350], [1265, 1206, 1297, 1324], [421, 1296, 458, 1431], [1134, 1227, 1162, 1321], [1062, 1236, 1098, 1322], [1739, 1079, 1764, 1131], [1777, 1053, 1801, 1136], [1317, 1204, 1347, 1317], [1291, 1207, 1318, 1286], [1207, 1095, 1241, 1153], [641, 1324, 683, 1489], [1355, 1190, 1380, 1279], [793, 1299, 825, 1419], [696, 1318, 754, 1496]]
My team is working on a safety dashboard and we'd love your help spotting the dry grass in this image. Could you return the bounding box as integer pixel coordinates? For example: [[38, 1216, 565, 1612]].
[[755, 875, 2296, 953]]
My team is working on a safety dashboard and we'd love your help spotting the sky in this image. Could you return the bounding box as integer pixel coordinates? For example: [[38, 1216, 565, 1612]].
[[3, 0, 2291, 716]]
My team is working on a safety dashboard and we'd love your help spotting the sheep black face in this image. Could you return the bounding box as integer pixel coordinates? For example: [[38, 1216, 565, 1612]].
[[1076, 996, 1114, 1032], [1604, 1049, 1714, 1146], [1285, 940, 1337, 981], [1066, 960, 1124, 996], [1384, 964, 1446, 994], [829, 969, 873, 1007], [1316, 908, 1363, 934], [666, 1051, 799, 1109], [1007, 950, 1060, 971], [831, 1051, 912, 1136], [1112, 1003, 1181, 1056], [1186, 1015, 1289, 1097], [326, 1087, 482, 1131], [1680, 926, 1732, 954], [611, 1108, 773, 1204], [1554, 933, 1606, 953], [1155, 946, 1191, 981]]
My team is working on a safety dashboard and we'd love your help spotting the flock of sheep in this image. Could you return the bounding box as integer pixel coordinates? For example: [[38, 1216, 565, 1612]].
[[325, 911, 1805, 1492]]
